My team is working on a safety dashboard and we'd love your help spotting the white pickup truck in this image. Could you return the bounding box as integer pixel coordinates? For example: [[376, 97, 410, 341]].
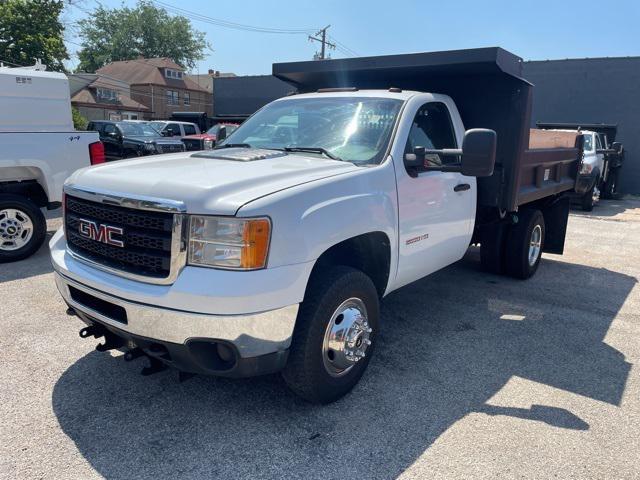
[[0, 67, 102, 262], [51, 48, 585, 403]]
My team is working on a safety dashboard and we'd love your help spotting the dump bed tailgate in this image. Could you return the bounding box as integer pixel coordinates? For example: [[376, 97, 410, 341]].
[[516, 130, 583, 206]]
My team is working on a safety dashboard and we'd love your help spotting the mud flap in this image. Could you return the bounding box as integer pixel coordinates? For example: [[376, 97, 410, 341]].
[[542, 195, 570, 254]]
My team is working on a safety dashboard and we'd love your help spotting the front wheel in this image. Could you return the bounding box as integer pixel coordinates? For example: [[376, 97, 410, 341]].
[[0, 194, 47, 263], [282, 266, 380, 404], [581, 184, 595, 211]]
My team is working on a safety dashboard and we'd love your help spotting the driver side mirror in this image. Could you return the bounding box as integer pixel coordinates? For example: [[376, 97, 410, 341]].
[[612, 141, 623, 154], [403, 129, 496, 177], [460, 129, 497, 177]]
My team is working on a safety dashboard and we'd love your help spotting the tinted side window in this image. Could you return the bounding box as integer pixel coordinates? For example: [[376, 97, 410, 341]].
[[595, 134, 602, 150], [183, 124, 196, 135], [167, 123, 181, 136], [405, 102, 458, 167], [103, 124, 117, 135]]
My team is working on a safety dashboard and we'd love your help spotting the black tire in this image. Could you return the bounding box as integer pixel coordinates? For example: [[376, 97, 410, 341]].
[[282, 266, 380, 404], [581, 184, 595, 211], [505, 209, 545, 280], [601, 171, 617, 199], [0, 194, 47, 263]]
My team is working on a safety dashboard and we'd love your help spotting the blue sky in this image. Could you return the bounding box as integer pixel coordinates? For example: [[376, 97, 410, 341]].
[[65, 0, 640, 75]]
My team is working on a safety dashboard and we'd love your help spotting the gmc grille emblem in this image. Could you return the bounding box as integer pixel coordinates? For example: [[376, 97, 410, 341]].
[[78, 219, 124, 248]]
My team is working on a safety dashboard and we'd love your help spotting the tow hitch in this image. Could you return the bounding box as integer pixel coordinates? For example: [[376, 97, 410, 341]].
[[77, 325, 172, 377]]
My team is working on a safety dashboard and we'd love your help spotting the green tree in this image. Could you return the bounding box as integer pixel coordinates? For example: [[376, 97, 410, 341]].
[[0, 0, 69, 71], [76, 0, 209, 73], [71, 106, 88, 130]]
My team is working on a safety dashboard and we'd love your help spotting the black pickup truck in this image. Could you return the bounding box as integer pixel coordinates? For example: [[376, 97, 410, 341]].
[[87, 120, 185, 161]]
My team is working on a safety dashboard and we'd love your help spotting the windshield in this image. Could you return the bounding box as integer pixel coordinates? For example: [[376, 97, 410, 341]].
[[218, 96, 404, 165], [583, 134, 594, 151], [118, 122, 159, 137]]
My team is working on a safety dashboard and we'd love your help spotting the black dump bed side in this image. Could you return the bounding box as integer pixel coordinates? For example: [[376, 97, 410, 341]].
[[273, 47, 582, 212]]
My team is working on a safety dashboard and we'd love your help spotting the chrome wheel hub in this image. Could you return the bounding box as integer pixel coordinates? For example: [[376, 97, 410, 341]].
[[0, 208, 34, 251], [528, 224, 542, 267], [322, 297, 373, 377]]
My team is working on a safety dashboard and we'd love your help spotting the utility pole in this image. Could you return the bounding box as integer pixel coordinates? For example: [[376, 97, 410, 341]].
[[308, 25, 335, 60]]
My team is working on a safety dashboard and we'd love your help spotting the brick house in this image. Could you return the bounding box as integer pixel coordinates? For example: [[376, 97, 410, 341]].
[[68, 73, 150, 121], [96, 58, 212, 119]]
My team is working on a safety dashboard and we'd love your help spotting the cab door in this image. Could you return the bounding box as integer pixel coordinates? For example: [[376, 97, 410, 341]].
[[391, 96, 475, 289]]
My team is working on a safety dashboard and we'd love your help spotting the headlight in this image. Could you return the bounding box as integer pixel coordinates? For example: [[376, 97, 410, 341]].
[[188, 216, 271, 270], [204, 139, 214, 149], [143, 143, 156, 152], [580, 163, 593, 174]]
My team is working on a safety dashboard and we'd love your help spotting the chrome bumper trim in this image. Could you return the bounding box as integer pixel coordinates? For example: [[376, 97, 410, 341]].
[[55, 272, 299, 358], [63, 184, 187, 213]]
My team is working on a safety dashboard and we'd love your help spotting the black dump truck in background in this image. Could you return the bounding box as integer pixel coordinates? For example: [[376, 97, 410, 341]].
[[273, 47, 585, 276]]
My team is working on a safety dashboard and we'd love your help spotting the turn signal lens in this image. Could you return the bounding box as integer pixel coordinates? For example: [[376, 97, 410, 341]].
[[188, 216, 271, 270]]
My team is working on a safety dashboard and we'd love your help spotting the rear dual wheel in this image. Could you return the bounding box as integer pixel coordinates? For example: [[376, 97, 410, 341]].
[[504, 209, 545, 279]]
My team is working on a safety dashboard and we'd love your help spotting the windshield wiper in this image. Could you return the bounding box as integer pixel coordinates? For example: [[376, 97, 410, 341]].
[[282, 146, 342, 161], [214, 143, 252, 149]]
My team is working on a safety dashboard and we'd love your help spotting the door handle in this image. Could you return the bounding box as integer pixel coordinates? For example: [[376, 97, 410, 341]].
[[454, 183, 471, 192]]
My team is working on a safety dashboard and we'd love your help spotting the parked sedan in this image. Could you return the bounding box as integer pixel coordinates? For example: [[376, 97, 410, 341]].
[[181, 123, 239, 151], [87, 121, 186, 160]]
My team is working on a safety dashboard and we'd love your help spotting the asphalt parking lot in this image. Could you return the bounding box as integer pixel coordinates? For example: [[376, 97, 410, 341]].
[[1, 198, 639, 479]]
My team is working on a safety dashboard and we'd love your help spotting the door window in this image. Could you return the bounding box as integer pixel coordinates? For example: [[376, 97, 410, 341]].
[[103, 123, 117, 136], [166, 123, 181, 136], [183, 124, 197, 135], [404, 102, 458, 172]]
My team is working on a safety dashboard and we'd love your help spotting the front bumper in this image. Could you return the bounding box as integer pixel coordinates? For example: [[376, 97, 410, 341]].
[[50, 228, 313, 376]]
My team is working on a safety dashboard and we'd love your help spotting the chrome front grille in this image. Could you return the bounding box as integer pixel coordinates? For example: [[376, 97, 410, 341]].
[[63, 186, 187, 285]]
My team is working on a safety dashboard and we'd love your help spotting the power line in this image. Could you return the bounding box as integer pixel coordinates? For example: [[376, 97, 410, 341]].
[[152, 0, 315, 35], [327, 34, 360, 57]]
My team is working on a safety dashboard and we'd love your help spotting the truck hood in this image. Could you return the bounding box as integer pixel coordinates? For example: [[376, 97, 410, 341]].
[[66, 148, 360, 215]]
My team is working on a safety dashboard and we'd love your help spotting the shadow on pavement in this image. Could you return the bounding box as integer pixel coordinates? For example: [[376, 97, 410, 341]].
[[51, 251, 635, 479], [0, 228, 56, 284], [477, 404, 589, 430], [570, 196, 640, 218]]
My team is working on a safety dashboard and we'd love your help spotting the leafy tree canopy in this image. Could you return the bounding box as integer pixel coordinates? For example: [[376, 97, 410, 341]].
[[0, 0, 69, 72], [76, 0, 209, 73]]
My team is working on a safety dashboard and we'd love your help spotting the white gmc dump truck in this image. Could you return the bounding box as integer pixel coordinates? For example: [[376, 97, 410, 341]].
[[51, 48, 586, 403], [0, 67, 102, 262]]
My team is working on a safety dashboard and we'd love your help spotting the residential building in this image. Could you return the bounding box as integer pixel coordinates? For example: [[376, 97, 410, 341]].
[[96, 58, 213, 119], [188, 69, 236, 93], [68, 73, 149, 121]]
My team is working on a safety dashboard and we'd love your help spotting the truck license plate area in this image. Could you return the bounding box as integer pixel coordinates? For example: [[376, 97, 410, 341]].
[[68, 286, 128, 324]]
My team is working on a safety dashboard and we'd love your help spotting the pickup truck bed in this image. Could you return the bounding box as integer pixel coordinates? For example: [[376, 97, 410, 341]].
[[273, 47, 583, 213]]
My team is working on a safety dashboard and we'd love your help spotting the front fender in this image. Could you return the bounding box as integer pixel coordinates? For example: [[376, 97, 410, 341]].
[[238, 161, 399, 278]]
